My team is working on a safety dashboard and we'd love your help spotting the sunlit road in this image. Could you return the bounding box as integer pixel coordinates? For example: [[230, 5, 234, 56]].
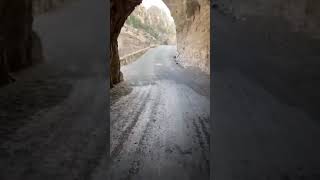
[[94, 45, 210, 180]]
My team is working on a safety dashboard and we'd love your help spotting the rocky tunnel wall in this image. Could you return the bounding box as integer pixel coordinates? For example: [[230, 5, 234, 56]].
[[0, 0, 79, 86], [2, 0, 318, 87], [110, 0, 142, 87], [0, 0, 36, 86], [0, 0, 211, 87], [110, 0, 211, 87], [163, 0, 210, 73]]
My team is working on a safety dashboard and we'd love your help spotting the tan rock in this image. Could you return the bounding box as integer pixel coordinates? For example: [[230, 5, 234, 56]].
[[163, 0, 210, 73]]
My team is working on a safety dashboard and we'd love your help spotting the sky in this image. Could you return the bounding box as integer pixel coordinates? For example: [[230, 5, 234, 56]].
[[141, 0, 174, 21]]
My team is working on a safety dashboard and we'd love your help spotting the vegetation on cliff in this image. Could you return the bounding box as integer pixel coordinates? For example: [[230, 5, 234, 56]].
[[124, 4, 176, 43]]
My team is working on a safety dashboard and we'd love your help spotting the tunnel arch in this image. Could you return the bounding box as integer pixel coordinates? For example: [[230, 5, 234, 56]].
[[117, 1, 177, 70], [110, 0, 210, 87]]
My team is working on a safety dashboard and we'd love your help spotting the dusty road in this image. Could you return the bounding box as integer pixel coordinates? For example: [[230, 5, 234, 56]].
[[0, 0, 108, 179], [92, 45, 210, 180]]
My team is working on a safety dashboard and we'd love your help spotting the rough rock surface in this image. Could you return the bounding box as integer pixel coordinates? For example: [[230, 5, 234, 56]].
[[0, 0, 43, 86], [121, 4, 176, 46], [110, 0, 142, 87], [110, 0, 210, 87], [118, 24, 156, 58], [118, 4, 176, 58], [0, 0, 80, 86], [164, 0, 210, 73]]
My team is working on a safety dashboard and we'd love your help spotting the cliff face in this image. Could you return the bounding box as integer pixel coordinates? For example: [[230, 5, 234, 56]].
[[145, 6, 176, 43], [0, 0, 74, 86], [110, 0, 141, 87], [118, 24, 157, 58], [164, 0, 210, 73], [110, 0, 210, 87], [118, 4, 176, 58], [214, 0, 320, 38], [125, 5, 176, 44]]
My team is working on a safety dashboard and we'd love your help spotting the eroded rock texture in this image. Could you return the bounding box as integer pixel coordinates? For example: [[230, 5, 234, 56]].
[[118, 4, 176, 58], [164, 0, 210, 73], [110, 0, 142, 87], [0, 0, 70, 86], [111, 0, 210, 87], [0, 0, 43, 86]]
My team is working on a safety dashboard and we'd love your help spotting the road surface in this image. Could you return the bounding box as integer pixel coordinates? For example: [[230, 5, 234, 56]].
[[92, 45, 210, 180], [0, 0, 108, 179], [212, 8, 320, 180]]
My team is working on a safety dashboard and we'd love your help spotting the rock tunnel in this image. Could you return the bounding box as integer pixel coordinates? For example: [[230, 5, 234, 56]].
[[0, 0, 319, 179], [1, 0, 320, 87], [0, 0, 211, 87], [0, 1, 40, 85], [110, 0, 210, 87]]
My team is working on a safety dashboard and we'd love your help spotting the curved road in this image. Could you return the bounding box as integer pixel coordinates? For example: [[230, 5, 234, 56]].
[[0, 0, 210, 179], [93, 45, 210, 180]]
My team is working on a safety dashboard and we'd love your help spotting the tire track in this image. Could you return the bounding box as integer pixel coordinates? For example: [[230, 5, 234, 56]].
[[192, 119, 210, 174], [111, 88, 144, 114], [110, 89, 152, 160], [182, 85, 210, 151], [111, 88, 147, 130], [198, 116, 210, 147], [181, 85, 210, 174], [125, 86, 162, 180]]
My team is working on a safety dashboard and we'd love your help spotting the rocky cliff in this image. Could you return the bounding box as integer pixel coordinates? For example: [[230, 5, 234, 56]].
[[118, 4, 176, 58], [0, 0, 76, 86], [110, 0, 210, 87], [124, 5, 176, 45], [118, 24, 156, 58], [144, 5, 176, 44], [164, 0, 210, 73], [110, 0, 141, 87]]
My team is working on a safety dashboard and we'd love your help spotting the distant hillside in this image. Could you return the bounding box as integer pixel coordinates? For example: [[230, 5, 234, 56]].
[[125, 5, 176, 43], [118, 4, 176, 57]]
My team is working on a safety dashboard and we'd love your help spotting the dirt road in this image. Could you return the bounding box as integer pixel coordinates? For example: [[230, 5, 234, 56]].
[[93, 45, 210, 180]]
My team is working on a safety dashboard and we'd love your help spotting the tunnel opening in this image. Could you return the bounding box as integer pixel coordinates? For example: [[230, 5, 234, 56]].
[[117, 0, 177, 80], [110, 0, 211, 179], [110, 0, 210, 87]]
